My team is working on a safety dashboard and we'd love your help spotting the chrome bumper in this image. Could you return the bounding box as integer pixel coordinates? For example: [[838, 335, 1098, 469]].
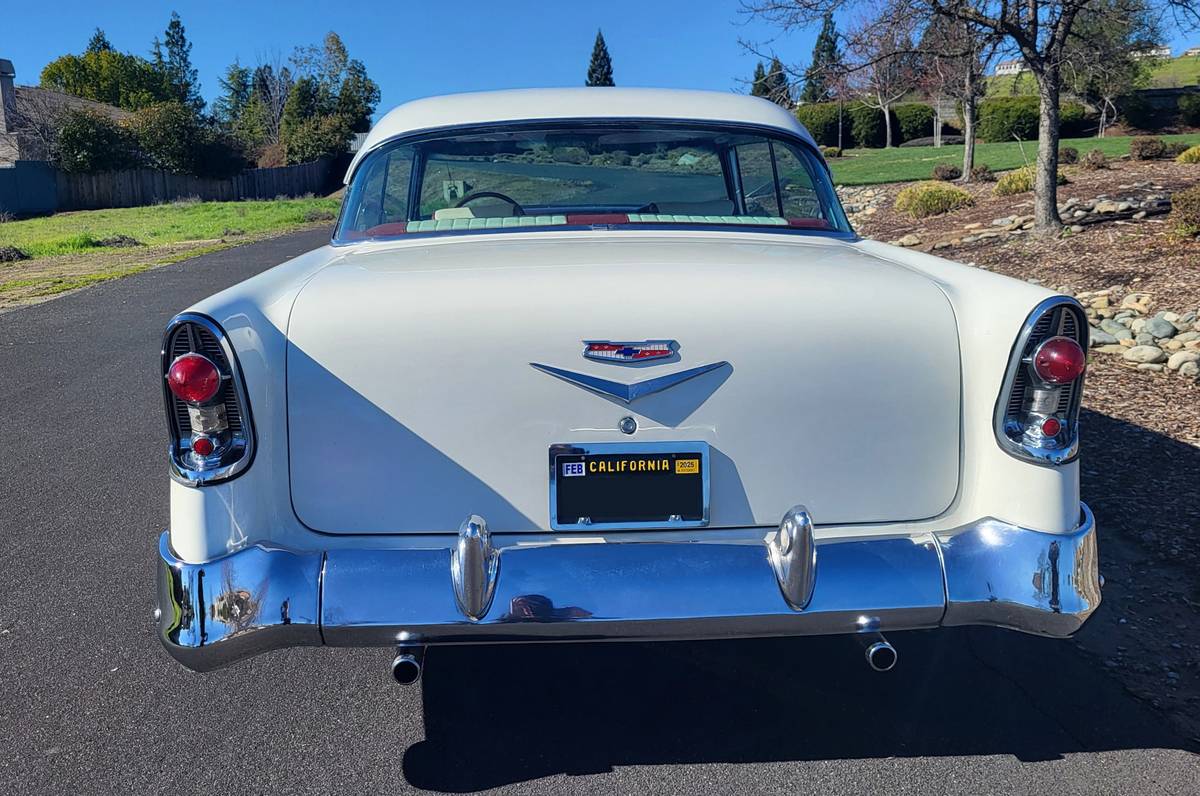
[[156, 504, 1100, 672]]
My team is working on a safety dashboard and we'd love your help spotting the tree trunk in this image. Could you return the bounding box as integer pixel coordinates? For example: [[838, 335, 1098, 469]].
[[961, 90, 977, 183], [837, 100, 844, 151], [883, 104, 893, 148], [1033, 66, 1063, 234]]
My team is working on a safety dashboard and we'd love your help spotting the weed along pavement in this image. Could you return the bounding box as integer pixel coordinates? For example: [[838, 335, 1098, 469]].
[[0, 228, 1197, 794]]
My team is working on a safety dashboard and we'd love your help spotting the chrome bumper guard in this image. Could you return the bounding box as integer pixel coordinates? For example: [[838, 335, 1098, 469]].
[[156, 504, 1100, 672]]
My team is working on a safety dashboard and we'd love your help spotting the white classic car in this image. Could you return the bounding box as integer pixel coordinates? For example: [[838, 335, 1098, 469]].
[[156, 88, 1100, 681]]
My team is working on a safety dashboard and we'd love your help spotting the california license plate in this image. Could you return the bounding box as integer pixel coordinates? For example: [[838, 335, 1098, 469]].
[[549, 442, 709, 530]]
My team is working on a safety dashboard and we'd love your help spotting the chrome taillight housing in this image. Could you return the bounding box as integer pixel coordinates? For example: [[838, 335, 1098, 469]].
[[162, 314, 255, 485], [994, 297, 1088, 466]]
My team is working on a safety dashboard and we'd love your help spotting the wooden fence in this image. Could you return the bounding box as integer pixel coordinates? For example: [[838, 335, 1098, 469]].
[[0, 157, 335, 215]]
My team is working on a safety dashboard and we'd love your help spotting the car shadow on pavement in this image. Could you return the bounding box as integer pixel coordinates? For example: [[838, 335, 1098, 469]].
[[402, 627, 1186, 791], [401, 408, 1200, 792]]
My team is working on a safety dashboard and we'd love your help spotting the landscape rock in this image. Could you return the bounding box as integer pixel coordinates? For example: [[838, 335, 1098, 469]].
[[1167, 351, 1200, 371], [1094, 200, 1122, 213], [1181, 361, 1200, 378], [896, 234, 921, 247], [1099, 319, 1133, 340], [1143, 318, 1177, 339], [1123, 345, 1167, 364], [1094, 344, 1127, 354], [1089, 327, 1119, 346], [1137, 363, 1165, 372]]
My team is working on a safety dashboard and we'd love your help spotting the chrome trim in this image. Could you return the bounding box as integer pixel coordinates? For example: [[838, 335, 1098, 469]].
[[768, 505, 817, 610], [992, 297, 1087, 467], [938, 503, 1101, 637], [583, 339, 677, 363], [529, 361, 728, 404], [547, 441, 711, 531], [451, 515, 499, 621], [162, 313, 257, 486], [155, 504, 1100, 672]]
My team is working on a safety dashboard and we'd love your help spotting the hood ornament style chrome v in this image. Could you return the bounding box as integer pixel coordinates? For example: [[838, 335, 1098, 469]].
[[529, 361, 728, 403]]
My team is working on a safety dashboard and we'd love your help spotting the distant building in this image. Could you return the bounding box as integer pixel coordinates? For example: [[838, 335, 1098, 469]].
[[1184, 46, 1200, 57], [994, 59, 1029, 77], [1131, 46, 1171, 59], [0, 57, 130, 166]]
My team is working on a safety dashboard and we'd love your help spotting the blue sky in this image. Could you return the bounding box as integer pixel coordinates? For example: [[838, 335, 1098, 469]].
[[4, 0, 807, 114], [6, 1, 1198, 118]]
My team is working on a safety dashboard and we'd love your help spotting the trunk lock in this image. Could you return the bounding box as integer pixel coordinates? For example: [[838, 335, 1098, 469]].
[[618, 416, 638, 435]]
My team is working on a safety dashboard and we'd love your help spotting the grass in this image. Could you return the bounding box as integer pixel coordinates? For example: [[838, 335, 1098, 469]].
[[985, 56, 1200, 94], [0, 196, 340, 259], [828, 133, 1200, 185]]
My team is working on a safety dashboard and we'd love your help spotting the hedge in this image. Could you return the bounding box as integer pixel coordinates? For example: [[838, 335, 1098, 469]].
[[848, 102, 885, 148], [794, 102, 842, 148], [977, 96, 1088, 142], [1178, 94, 1200, 127], [893, 103, 935, 143]]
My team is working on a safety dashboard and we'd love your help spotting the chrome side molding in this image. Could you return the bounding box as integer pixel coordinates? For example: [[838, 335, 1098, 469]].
[[451, 514, 499, 621], [768, 505, 817, 610]]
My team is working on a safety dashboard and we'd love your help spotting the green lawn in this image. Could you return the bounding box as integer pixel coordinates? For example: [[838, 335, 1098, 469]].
[[0, 196, 340, 259], [828, 134, 1200, 185]]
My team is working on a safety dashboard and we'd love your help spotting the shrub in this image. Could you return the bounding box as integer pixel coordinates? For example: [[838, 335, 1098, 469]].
[[1165, 141, 1190, 158], [978, 96, 1039, 142], [970, 163, 995, 182], [1170, 184, 1200, 237], [55, 110, 140, 172], [0, 246, 30, 262], [1083, 149, 1108, 170], [893, 103, 935, 144], [993, 167, 1068, 197], [128, 102, 248, 177], [795, 102, 841, 148], [281, 114, 351, 165], [848, 102, 885, 148], [1059, 102, 1089, 137], [894, 181, 974, 218], [1179, 94, 1200, 127], [931, 163, 962, 181], [820, 145, 842, 159], [1130, 136, 1168, 160], [1059, 146, 1079, 165], [1176, 145, 1200, 164], [1120, 94, 1165, 131]]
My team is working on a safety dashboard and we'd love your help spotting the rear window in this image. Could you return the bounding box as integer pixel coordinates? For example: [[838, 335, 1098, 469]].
[[336, 122, 850, 241]]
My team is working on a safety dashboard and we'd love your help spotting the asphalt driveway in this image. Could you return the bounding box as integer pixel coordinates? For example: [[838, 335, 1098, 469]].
[[0, 228, 1196, 794]]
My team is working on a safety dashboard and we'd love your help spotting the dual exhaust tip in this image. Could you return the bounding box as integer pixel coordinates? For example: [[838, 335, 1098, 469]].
[[387, 636, 896, 685]]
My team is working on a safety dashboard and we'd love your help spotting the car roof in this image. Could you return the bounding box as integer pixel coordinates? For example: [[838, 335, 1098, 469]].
[[344, 87, 816, 182]]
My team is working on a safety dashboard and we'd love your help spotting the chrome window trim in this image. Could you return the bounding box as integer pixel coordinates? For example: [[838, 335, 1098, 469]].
[[548, 441, 711, 531], [162, 312, 257, 486], [333, 117, 851, 246], [991, 296, 1087, 467]]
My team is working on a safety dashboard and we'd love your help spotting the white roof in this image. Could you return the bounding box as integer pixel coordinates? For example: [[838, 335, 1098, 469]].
[[345, 87, 813, 182]]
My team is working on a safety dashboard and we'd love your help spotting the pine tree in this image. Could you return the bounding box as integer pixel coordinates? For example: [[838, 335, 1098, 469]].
[[800, 13, 841, 104], [214, 60, 252, 128], [162, 12, 203, 113], [86, 29, 113, 54], [764, 57, 791, 107], [586, 31, 614, 86], [751, 61, 769, 98]]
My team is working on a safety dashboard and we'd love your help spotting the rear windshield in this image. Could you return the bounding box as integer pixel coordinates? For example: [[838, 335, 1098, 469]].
[[335, 122, 850, 241]]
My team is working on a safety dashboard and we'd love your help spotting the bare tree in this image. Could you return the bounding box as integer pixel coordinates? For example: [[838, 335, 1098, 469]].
[[743, 0, 1200, 234], [845, 11, 920, 147], [918, 17, 998, 177], [10, 88, 67, 161]]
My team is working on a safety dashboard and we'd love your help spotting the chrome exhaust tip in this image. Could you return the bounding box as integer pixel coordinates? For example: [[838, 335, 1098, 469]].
[[864, 639, 898, 672], [390, 646, 424, 685]]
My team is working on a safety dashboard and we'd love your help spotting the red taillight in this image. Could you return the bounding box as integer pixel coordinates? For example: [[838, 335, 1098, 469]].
[[191, 435, 215, 456], [167, 354, 221, 404], [1041, 417, 1062, 437], [1032, 337, 1086, 384]]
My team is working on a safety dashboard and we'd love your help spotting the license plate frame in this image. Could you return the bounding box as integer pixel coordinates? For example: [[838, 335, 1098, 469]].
[[549, 441, 710, 531]]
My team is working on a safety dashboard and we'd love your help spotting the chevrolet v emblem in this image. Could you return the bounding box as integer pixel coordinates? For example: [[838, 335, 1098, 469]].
[[529, 361, 728, 403]]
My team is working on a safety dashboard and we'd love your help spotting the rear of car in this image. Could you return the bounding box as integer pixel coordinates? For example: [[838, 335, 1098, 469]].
[[154, 89, 1100, 678]]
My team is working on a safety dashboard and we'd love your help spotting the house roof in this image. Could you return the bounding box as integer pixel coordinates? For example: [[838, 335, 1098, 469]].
[[346, 87, 812, 182], [14, 85, 131, 123]]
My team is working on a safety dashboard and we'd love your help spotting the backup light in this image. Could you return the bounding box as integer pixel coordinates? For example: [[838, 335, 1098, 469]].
[[167, 353, 221, 404]]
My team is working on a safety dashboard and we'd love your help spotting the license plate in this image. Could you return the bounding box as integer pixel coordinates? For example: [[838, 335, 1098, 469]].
[[549, 442, 709, 530]]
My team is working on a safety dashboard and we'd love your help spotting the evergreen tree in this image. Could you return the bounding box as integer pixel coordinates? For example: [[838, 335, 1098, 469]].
[[586, 30, 615, 86], [763, 57, 791, 107], [86, 29, 113, 54], [214, 60, 252, 128], [800, 13, 841, 104], [161, 12, 203, 113], [751, 61, 770, 98]]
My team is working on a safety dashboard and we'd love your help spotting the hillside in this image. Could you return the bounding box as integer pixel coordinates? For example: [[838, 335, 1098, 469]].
[[986, 54, 1200, 95]]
